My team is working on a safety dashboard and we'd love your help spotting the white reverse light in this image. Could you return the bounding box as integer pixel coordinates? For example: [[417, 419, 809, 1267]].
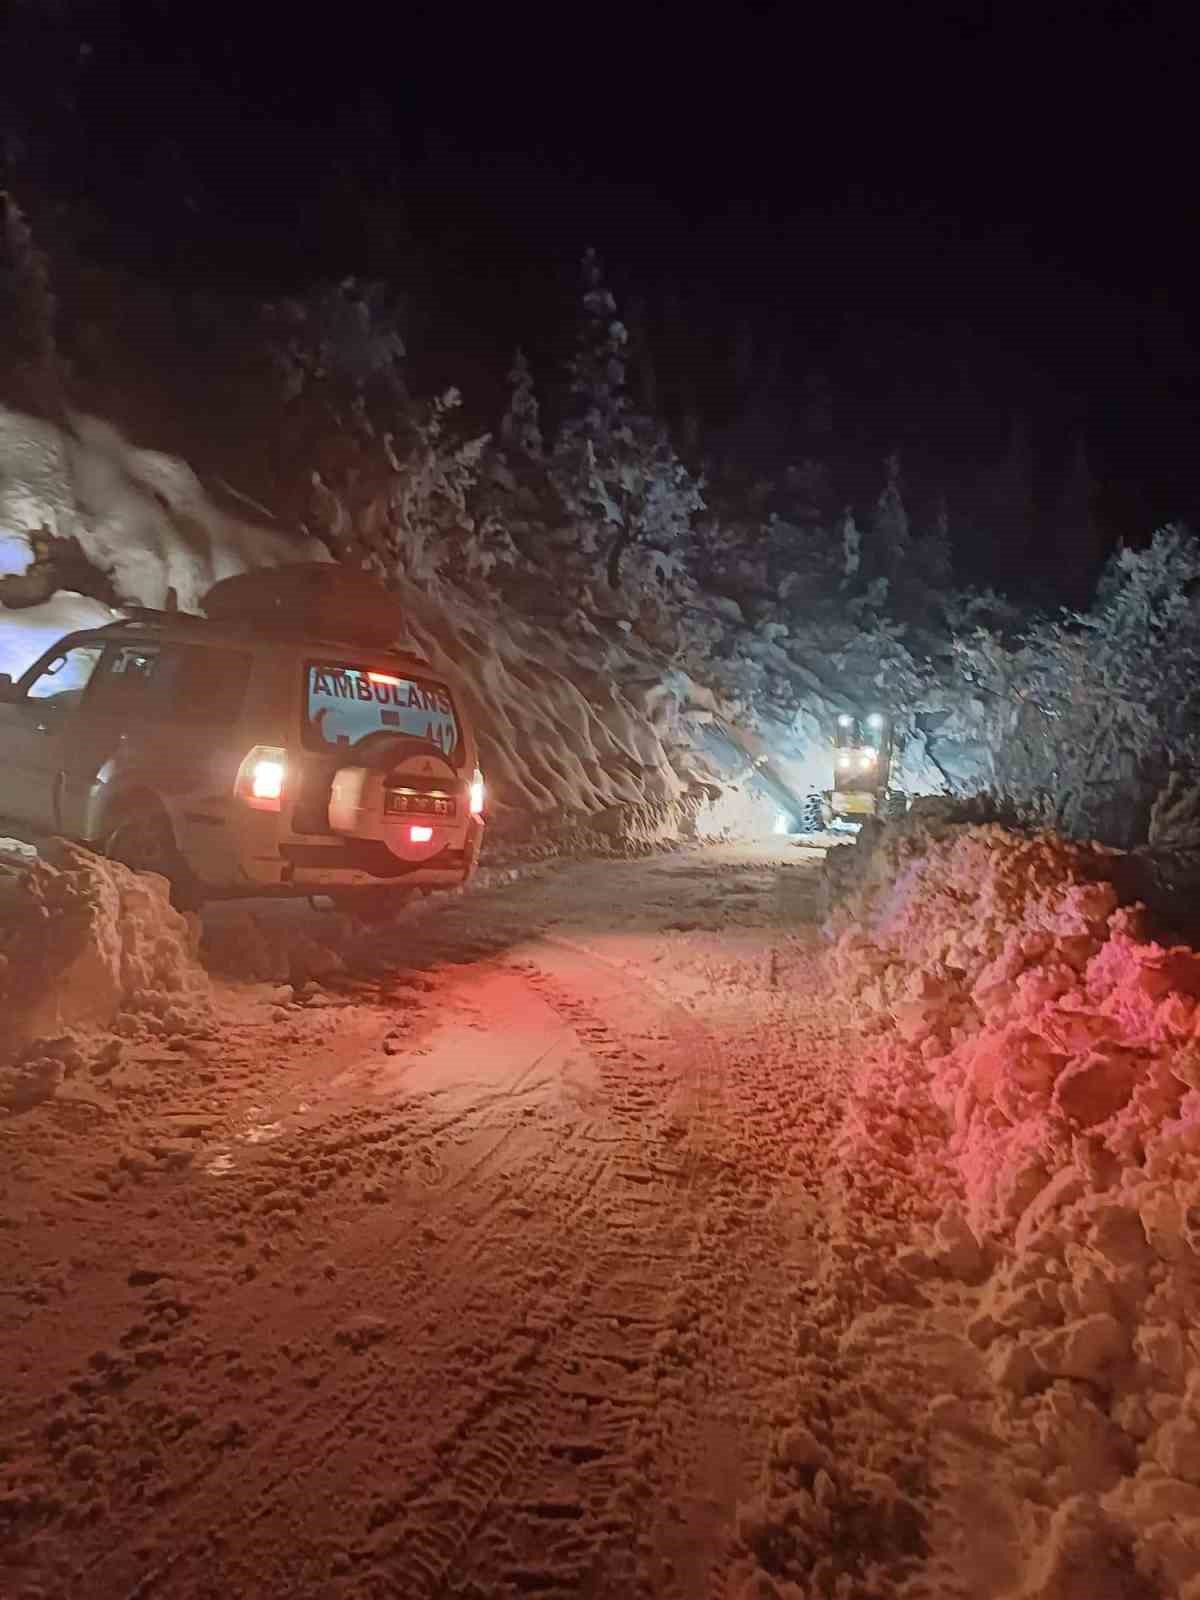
[[252, 759, 286, 800], [469, 768, 485, 818], [235, 746, 288, 812]]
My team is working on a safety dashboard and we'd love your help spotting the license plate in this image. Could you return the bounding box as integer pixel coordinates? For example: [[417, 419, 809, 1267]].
[[384, 792, 455, 818], [833, 791, 875, 815]]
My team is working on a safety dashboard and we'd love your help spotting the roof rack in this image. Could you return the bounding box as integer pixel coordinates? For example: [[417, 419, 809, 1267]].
[[102, 608, 432, 666], [111, 608, 212, 627]]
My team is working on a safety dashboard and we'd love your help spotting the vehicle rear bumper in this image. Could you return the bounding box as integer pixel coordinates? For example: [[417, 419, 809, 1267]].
[[234, 830, 482, 890]]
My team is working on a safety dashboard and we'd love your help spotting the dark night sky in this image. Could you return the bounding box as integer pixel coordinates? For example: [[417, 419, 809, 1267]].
[[5, 0, 1200, 552]]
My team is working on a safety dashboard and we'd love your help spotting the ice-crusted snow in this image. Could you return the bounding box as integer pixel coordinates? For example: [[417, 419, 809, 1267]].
[[829, 808, 1200, 1595]]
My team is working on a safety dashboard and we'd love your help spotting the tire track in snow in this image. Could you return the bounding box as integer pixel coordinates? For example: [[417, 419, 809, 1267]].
[[10, 844, 911, 1600], [357, 945, 729, 1600], [61, 930, 721, 1600]]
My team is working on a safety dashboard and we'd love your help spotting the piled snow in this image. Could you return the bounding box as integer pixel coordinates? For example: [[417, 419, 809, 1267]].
[[0, 590, 121, 680], [828, 812, 1200, 1594], [0, 404, 327, 612], [0, 842, 210, 1108]]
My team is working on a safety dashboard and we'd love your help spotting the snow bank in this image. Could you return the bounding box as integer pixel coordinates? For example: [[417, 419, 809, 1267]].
[[0, 404, 326, 611], [0, 842, 210, 1108], [0, 590, 121, 680], [829, 812, 1200, 1594]]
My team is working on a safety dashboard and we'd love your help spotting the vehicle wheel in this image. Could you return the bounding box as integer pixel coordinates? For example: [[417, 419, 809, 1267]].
[[104, 802, 203, 912], [881, 790, 908, 821], [802, 791, 826, 833], [330, 886, 413, 924]]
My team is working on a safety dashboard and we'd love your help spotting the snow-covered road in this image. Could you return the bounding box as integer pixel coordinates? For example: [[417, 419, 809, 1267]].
[[0, 845, 1079, 1598]]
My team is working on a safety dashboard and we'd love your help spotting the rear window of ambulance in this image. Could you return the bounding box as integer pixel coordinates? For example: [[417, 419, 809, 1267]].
[[303, 662, 462, 765]]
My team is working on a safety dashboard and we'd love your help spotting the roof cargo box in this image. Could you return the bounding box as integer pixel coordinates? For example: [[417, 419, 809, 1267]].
[[202, 563, 401, 647]]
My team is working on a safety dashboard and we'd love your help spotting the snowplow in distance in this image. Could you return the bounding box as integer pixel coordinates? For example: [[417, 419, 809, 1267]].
[[804, 712, 906, 831]]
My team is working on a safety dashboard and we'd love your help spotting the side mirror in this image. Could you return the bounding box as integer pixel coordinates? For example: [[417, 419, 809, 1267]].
[[0, 673, 16, 702]]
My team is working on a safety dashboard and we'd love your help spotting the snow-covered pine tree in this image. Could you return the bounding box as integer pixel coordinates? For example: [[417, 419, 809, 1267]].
[[500, 347, 543, 458], [551, 249, 702, 591], [991, 524, 1200, 846]]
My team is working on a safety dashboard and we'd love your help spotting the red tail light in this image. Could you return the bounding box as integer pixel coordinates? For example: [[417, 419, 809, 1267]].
[[410, 825, 433, 843], [469, 768, 485, 818], [235, 746, 287, 812]]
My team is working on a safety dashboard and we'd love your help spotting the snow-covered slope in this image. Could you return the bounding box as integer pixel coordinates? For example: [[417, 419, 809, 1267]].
[[0, 405, 796, 840], [386, 573, 747, 837], [0, 406, 329, 612], [0, 402, 986, 851]]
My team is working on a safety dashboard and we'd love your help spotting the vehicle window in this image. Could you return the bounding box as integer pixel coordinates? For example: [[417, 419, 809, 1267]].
[[88, 642, 162, 715], [24, 644, 104, 708], [107, 643, 160, 683], [156, 644, 252, 727], [303, 661, 461, 765]]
